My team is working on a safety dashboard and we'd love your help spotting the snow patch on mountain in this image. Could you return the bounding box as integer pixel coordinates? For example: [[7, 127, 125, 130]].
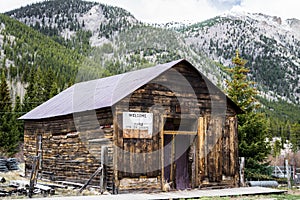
[[77, 5, 109, 46], [182, 10, 300, 103], [79, 5, 105, 33], [90, 36, 111, 47]]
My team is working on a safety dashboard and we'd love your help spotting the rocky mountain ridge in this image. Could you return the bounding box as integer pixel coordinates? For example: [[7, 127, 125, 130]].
[[178, 11, 300, 103], [2, 0, 300, 106]]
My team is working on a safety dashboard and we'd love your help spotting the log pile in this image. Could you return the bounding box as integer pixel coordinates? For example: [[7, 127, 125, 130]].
[[0, 158, 19, 172], [7, 158, 19, 171], [0, 180, 56, 198], [0, 159, 8, 172]]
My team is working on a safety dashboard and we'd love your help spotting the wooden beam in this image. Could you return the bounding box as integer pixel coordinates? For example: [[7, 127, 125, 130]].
[[229, 117, 235, 176], [160, 115, 165, 190], [198, 116, 205, 185], [78, 166, 103, 194], [170, 134, 175, 184], [113, 113, 119, 191], [195, 117, 201, 186], [163, 131, 197, 135]]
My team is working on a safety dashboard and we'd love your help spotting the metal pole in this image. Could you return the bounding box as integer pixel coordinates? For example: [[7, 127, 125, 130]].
[[285, 159, 291, 189], [239, 157, 245, 187]]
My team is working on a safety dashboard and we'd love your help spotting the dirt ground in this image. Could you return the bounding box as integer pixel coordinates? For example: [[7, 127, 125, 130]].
[[1, 164, 300, 199], [288, 188, 300, 195]]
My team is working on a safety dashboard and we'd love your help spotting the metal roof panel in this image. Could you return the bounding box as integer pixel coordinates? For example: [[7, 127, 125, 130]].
[[19, 59, 183, 120]]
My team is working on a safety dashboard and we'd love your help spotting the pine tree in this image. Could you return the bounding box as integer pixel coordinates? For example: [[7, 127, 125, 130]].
[[22, 68, 35, 112], [226, 50, 258, 112], [0, 71, 11, 112], [290, 123, 300, 152], [23, 67, 46, 112], [49, 82, 59, 98], [226, 50, 271, 178], [14, 95, 24, 140], [0, 72, 19, 156], [42, 68, 54, 101]]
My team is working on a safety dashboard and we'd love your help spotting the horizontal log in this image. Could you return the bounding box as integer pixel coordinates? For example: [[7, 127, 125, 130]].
[[163, 131, 197, 135], [55, 181, 84, 188]]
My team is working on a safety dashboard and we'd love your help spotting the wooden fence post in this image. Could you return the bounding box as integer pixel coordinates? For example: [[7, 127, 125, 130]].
[[286, 159, 291, 189], [239, 157, 245, 187]]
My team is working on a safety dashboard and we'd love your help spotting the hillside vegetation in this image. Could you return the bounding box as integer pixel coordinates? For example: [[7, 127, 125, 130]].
[[0, 0, 299, 156], [179, 14, 300, 104], [0, 14, 81, 91]]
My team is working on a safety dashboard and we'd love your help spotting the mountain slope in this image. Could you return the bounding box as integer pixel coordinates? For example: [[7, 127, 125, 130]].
[[178, 11, 300, 104], [5, 0, 225, 84], [0, 13, 82, 97], [3, 1, 300, 109], [6, 0, 140, 49]]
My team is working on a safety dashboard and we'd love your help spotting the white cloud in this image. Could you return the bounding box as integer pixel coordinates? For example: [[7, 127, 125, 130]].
[[96, 0, 300, 23], [207, 0, 241, 11], [240, 0, 300, 20], [0, 0, 41, 13], [97, 0, 222, 23]]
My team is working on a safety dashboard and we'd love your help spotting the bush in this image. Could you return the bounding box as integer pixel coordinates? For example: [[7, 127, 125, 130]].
[[245, 158, 273, 180]]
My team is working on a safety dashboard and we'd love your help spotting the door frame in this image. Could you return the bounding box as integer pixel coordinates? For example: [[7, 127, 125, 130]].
[[160, 115, 202, 190]]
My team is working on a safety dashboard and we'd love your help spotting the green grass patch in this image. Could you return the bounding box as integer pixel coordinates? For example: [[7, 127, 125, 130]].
[[179, 193, 300, 200]]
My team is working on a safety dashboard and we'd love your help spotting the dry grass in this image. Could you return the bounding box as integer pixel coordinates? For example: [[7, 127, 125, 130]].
[[0, 163, 26, 181], [2, 165, 300, 199], [0, 163, 105, 199]]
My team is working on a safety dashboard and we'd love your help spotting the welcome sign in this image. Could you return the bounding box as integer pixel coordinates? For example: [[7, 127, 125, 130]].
[[122, 112, 153, 138]]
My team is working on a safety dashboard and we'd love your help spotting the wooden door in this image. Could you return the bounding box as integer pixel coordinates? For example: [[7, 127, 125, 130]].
[[163, 134, 193, 189]]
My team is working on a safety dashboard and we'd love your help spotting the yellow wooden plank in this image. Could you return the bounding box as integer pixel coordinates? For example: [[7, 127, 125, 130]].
[[229, 116, 235, 176], [198, 116, 205, 184], [170, 134, 175, 183], [160, 115, 165, 190], [163, 131, 197, 135]]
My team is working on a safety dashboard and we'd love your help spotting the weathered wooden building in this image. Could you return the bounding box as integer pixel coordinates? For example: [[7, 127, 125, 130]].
[[20, 59, 242, 192]]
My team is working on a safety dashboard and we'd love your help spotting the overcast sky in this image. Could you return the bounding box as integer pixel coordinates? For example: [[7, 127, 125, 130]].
[[0, 0, 299, 23]]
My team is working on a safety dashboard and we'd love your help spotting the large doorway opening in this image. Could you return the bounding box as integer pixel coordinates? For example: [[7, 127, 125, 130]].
[[162, 117, 197, 190]]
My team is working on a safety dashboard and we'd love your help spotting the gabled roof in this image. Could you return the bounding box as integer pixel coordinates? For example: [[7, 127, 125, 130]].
[[20, 59, 183, 120], [20, 59, 242, 120]]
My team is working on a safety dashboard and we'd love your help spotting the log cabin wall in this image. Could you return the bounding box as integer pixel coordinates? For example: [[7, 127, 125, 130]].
[[198, 115, 239, 187], [24, 108, 114, 185], [114, 63, 239, 189]]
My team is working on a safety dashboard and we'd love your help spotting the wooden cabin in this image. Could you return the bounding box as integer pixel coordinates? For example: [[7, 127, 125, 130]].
[[20, 59, 242, 193]]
